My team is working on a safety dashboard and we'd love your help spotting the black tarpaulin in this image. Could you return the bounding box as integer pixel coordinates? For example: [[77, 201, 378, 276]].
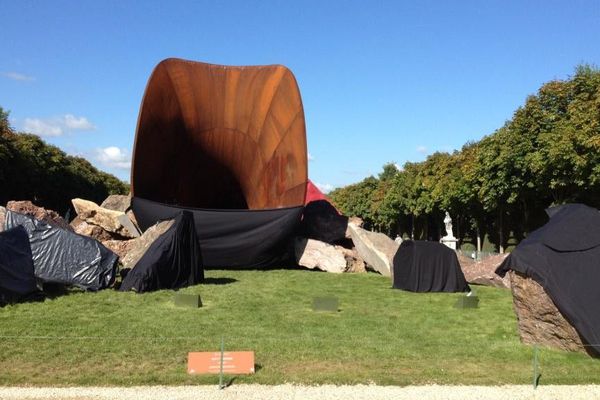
[[393, 240, 470, 292], [5, 211, 117, 291], [300, 200, 348, 244], [132, 197, 302, 268], [120, 211, 203, 293], [496, 203, 600, 353], [0, 226, 43, 305]]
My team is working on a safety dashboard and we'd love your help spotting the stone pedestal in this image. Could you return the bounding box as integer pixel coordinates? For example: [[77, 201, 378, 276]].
[[440, 236, 458, 250]]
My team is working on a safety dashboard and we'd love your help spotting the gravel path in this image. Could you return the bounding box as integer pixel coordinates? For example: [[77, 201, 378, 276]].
[[2, 385, 600, 400]]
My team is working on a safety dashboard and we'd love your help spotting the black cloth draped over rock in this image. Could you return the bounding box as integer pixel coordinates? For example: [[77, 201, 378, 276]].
[[393, 240, 470, 293], [120, 211, 204, 293], [496, 203, 600, 353]]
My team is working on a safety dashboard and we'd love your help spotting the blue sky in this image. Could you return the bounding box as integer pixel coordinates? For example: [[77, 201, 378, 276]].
[[2, 1, 599, 192]]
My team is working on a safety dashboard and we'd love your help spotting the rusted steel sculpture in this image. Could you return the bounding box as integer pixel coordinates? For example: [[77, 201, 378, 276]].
[[131, 58, 307, 209], [131, 58, 308, 268]]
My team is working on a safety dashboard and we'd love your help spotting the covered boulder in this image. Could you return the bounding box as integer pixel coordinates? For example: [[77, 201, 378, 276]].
[[300, 200, 348, 244], [0, 226, 43, 305], [131, 58, 307, 268], [120, 211, 204, 293], [5, 211, 117, 291], [496, 203, 600, 354], [393, 240, 470, 292]]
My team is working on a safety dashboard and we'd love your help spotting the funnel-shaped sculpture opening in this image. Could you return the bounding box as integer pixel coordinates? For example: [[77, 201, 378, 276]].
[[131, 58, 307, 210], [130, 59, 308, 268]]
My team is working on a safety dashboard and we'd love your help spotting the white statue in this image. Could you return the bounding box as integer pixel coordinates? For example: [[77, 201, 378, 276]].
[[443, 211, 454, 238]]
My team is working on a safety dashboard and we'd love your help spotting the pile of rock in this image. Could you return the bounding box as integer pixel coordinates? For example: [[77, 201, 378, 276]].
[[69, 196, 175, 270], [2, 196, 402, 278], [294, 216, 400, 276]]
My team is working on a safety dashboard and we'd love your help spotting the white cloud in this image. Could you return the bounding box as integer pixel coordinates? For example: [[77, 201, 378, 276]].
[[23, 118, 63, 136], [95, 146, 131, 170], [2, 71, 35, 81], [64, 114, 95, 130], [22, 114, 96, 136], [308, 152, 314, 161], [394, 162, 403, 171], [416, 145, 428, 154], [315, 182, 335, 194]]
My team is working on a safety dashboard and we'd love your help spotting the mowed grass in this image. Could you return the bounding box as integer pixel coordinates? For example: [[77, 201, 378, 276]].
[[0, 268, 599, 386]]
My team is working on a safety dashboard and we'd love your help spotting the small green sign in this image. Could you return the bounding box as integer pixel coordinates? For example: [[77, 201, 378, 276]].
[[174, 293, 202, 308], [312, 297, 339, 312], [454, 295, 479, 309]]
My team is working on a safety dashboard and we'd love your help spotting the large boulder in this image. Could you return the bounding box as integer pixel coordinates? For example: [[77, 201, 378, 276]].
[[102, 239, 136, 260], [121, 219, 174, 269], [300, 200, 348, 244], [72, 198, 139, 238], [70, 216, 122, 241], [6, 200, 72, 231], [345, 216, 363, 239], [347, 223, 399, 277], [100, 194, 131, 212], [509, 271, 590, 354], [459, 253, 510, 289], [295, 238, 347, 273]]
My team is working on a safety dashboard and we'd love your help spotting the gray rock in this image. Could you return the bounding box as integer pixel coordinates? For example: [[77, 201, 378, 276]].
[[70, 215, 119, 241], [347, 223, 399, 277], [100, 194, 131, 212], [72, 198, 138, 238], [295, 237, 348, 273], [345, 216, 363, 239], [459, 253, 511, 289], [102, 239, 136, 260], [509, 271, 591, 355], [121, 219, 174, 269]]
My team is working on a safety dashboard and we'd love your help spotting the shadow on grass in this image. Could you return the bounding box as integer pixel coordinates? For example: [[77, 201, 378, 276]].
[[42, 283, 81, 299], [203, 277, 238, 285]]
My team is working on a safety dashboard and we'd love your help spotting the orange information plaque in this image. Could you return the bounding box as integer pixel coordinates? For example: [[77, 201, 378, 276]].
[[187, 351, 255, 375]]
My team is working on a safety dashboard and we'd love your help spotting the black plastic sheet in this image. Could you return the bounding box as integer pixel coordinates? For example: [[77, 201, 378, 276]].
[[5, 211, 117, 290], [0, 226, 43, 305]]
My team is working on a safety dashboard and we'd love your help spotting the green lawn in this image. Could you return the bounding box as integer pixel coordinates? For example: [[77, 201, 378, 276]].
[[0, 268, 598, 386]]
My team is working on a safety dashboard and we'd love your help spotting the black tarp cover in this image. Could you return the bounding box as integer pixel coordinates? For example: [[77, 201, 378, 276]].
[[393, 240, 470, 292], [132, 197, 302, 268], [496, 203, 600, 353], [300, 200, 348, 244], [5, 211, 117, 291], [120, 211, 203, 293], [0, 226, 42, 305]]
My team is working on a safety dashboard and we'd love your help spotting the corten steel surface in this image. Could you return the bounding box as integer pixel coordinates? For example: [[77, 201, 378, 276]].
[[131, 58, 308, 210]]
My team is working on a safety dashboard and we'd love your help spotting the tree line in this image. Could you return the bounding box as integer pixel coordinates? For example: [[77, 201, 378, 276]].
[[330, 65, 600, 252], [0, 107, 129, 215]]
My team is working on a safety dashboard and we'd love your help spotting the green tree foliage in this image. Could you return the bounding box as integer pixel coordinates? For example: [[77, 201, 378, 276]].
[[0, 110, 129, 214], [331, 64, 600, 251], [329, 176, 379, 228]]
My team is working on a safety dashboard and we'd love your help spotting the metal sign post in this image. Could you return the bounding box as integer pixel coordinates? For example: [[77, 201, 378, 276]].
[[219, 337, 225, 389]]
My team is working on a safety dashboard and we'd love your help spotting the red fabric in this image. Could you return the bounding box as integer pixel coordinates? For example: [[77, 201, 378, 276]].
[[305, 180, 330, 205]]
